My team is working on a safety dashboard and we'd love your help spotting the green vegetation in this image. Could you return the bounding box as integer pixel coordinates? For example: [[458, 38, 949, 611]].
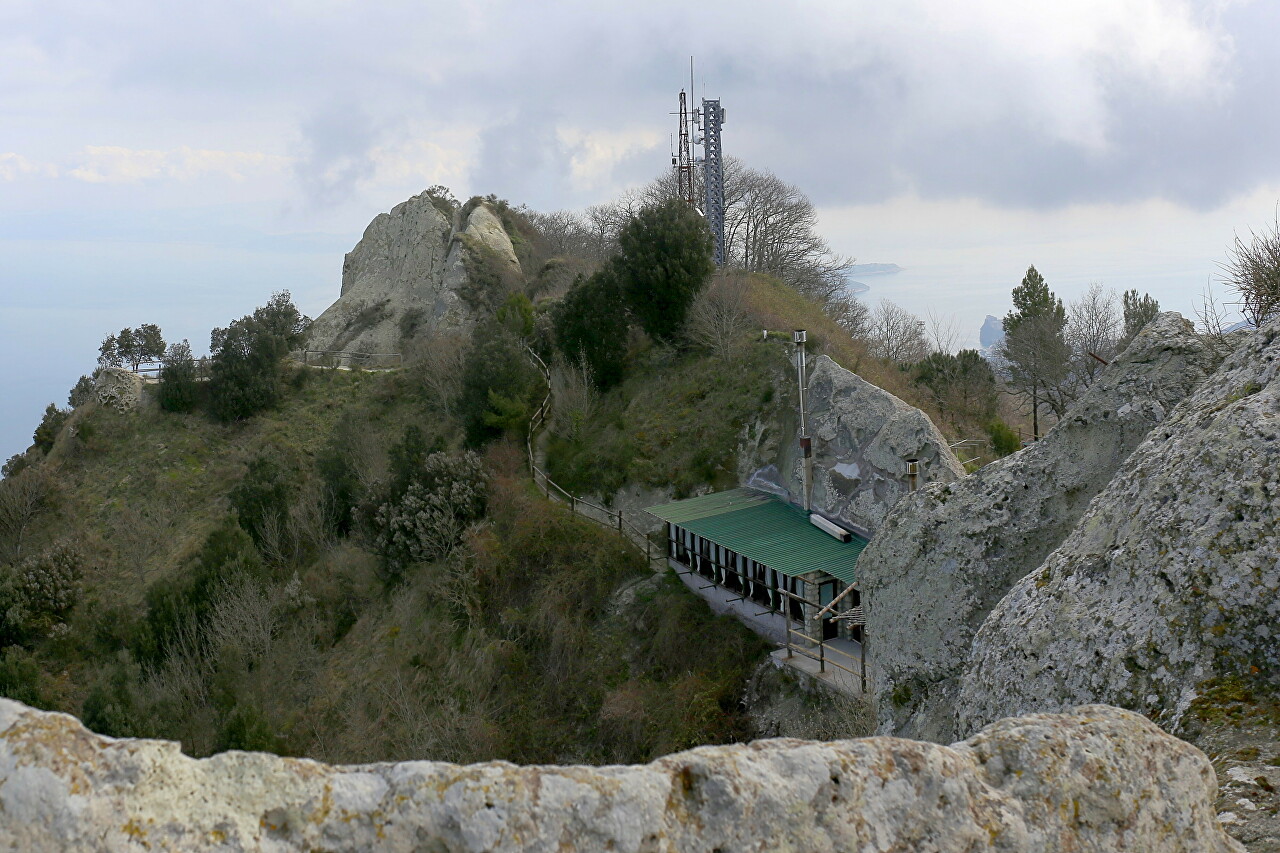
[[99, 324, 165, 371], [0, 190, 971, 768], [616, 200, 715, 342], [546, 340, 791, 500], [1000, 265, 1071, 438], [0, 329, 773, 764], [208, 291, 310, 422], [553, 268, 629, 389], [157, 340, 201, 413], [32, 404, 69, 454]]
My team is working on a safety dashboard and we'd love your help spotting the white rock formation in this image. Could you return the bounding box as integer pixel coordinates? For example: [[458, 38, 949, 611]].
[[859, 312, 1215, 741], [0, 699, 1242, 851], [748, 355, 965, 533], [955, 315, 1280, 738], [94, 367, 145, 413], [306, 193, 522, 357]]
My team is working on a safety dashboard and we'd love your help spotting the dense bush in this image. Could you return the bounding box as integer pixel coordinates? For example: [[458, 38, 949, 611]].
[[32, 404, 70, 454], [615, 200, 715, 342], [229, 454, 293, 551], [158, 340, 201, 413], [208, 292, 310, 422], [987, 420, 1021, 457], [0, 543, 84, 643], [0, 646, 47, 707], [68, 374, 96, 408], [371, 450, 488, 580], [553, 268, 630, 389], [137, 520, 263, 663], [458, 321, 542, 446], [912, 349, 998, 425]]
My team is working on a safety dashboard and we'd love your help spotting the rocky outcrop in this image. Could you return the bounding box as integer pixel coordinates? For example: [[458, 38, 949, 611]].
[[306, 193, 522, 357], [0, 699, 1242, 851], [94, 367, 145, 413], [861, 312, 1215, 741], [955, 315, 1280, 740], [749, 355, 965, 533]]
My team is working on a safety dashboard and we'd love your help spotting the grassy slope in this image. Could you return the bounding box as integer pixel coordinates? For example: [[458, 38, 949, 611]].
[[546, 272, 951, 500], [4, 365, 773, 765]]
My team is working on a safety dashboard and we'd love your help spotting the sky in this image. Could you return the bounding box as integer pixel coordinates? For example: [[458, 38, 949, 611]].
[[3, 0, 1279, 461]]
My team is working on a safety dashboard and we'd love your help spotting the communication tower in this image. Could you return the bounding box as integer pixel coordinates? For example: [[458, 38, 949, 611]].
[[673, 63, 727, 267], [700, 98, 726, 267]]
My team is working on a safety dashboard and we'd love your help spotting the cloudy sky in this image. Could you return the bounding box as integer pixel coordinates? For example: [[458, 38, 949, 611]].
[[2, 0, 1278, 460]]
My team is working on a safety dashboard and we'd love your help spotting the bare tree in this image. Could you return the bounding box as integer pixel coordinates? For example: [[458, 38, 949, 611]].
[[406, 329, 468, 413], [684, 273, 753, 358], [1066, 283, 1120, 388], [868, 300, 930, 363], [0, 465, 56, 561], [1222, 209, 1280, 328], [643, 157, 852, 303], [1195, 279, 1237, 360], [825, 292, 872, 341], [550, 355, 598, 443], [924, 310, 963, 355]]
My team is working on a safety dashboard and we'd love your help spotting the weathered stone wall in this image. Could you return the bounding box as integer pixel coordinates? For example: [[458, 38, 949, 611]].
[[748, 354, 965, 534], [0, 699, 1242, 851], [857, 312, 1215, 742], [306, 194, 521, 356], [955, 315, 1280, 739]]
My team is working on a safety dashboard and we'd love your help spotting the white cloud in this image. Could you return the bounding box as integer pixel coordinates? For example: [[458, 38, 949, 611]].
[[0, 153, 57, 180], [67, 146, 291, 184], [557, 127, 665, 195]]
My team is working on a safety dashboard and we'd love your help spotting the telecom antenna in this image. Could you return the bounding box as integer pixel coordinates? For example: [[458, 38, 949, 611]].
[[701, 96, 726, 266], [676, 90, 695, 207]]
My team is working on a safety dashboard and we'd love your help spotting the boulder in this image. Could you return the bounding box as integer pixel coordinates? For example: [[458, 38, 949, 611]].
[[860, 312, 1215, 741], [749, 355, 965, 534], [0, 699, 1241, 851], [955, 315, 1280, 739], [306, 193, 522, 358], [94, 368, 144, 413]]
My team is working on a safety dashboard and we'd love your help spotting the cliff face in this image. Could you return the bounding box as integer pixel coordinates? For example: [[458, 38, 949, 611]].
[[747, 354, 966, 534], [956, 315, 1280, 737], [858, 312, 1216, 741], [0, 698, 1242, 852], [306, 194, 521, 356]]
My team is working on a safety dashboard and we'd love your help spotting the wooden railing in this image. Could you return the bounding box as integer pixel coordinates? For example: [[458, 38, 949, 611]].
[[786, 627, 867, 695], [299, 350, 403, 369], [522, 344, 664, 569]]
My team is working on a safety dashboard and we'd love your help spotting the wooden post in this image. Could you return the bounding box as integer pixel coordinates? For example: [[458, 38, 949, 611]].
[[861, 628, 867, 696], [819, 639, 826, 674], [570, 495, 576, 514]]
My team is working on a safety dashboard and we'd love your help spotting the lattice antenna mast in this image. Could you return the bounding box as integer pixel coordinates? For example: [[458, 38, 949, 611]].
[[676, 90, 695, 208], [700, 97, 726, 267]]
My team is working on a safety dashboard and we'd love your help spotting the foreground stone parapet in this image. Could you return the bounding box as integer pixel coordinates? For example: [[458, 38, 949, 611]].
[[0, 700, 1241, 851]]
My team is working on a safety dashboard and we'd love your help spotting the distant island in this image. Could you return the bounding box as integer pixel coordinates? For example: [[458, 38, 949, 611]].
[[848, 263, 903, 276]]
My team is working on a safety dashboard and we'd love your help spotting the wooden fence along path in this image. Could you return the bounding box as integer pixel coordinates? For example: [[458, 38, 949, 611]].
[[522, 346, 665, 571], [299, 350, 403, 369]]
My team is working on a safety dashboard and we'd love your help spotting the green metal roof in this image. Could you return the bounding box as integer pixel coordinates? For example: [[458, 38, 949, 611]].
[[644, 488, 867, 583]]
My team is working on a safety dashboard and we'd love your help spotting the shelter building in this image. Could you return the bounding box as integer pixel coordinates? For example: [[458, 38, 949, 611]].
[[645, 488, 868, 656]]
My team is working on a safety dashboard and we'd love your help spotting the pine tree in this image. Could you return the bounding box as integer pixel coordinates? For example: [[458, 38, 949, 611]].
[[1000, 266, 1070, 439]]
